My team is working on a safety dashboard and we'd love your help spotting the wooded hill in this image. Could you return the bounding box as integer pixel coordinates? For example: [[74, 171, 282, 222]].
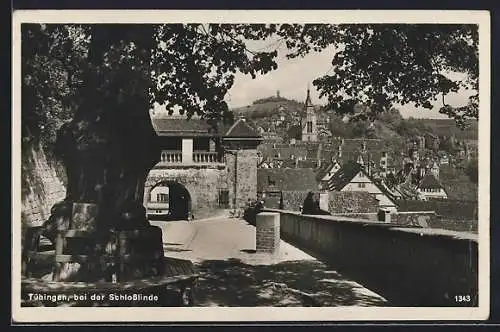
[[231, 96, 478, 143]]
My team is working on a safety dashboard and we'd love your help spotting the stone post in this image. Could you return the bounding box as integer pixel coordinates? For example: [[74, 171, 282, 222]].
[[256, 212, 280, 256]]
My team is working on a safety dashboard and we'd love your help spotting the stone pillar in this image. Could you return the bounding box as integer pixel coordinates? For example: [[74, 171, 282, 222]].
[[182, 138, 193, 164], [256, 212, 280, 255]]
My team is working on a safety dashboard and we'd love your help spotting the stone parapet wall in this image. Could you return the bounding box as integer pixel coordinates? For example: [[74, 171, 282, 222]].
[[266, 209, 479, 307]]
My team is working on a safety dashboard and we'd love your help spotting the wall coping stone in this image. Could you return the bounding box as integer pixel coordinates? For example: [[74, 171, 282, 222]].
[[263, 208, 478, 243]]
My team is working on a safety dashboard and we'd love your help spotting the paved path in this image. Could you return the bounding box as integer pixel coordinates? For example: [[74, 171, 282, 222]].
[[150, 216, 387, 307]]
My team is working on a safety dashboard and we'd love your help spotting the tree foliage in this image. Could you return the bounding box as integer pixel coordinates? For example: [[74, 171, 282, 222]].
[[22, 24, 88, 150], [23, 23, 479, 149], [309, 24, 479, 127]]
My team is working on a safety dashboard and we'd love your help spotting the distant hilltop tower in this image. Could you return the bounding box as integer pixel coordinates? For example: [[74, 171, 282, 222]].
[[301, 86, 318, 142], [276, 90, 281, 98]]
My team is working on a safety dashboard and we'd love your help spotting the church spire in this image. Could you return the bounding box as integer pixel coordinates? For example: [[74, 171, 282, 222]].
[[305, 85, 312, 107]]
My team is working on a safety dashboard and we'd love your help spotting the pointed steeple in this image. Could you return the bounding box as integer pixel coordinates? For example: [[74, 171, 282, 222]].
[[305, 85, 312, 108]]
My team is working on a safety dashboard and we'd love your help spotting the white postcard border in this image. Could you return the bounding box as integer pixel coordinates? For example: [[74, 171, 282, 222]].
[[11, 9, 491, 323]]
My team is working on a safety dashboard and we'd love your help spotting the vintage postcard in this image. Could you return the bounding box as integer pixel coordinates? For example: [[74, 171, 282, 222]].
[[11, 9, 490, 323]]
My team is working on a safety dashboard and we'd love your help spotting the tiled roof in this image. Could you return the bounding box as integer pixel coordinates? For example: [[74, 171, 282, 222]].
[[396, 183, 419, 199], [315, 163, 334, 182], [342, 138, 383, 152], [151, 117, 261, 138], [257, 168, 318, 192], [152, 118, 212, 134], [417, 174, 443, 189], [297, 159, 318, 168], [225, 119, 261, 138], [327, 161, 363, 191], [257, 144, 308, 161]]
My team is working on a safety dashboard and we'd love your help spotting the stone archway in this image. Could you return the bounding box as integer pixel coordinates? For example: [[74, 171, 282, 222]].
[[147, 180, 192, 220]]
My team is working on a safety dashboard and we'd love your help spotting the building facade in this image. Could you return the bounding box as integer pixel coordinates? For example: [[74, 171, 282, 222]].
[[144, 117, 262, 219], [327, 161, 398, 212]]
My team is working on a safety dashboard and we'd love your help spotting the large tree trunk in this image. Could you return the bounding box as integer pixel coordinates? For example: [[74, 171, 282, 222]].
[[57, 25, 159, 230], [41, 25, 163, 281]]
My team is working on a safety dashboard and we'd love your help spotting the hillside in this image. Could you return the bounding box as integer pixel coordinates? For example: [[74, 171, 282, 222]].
[[232, 96, 309, 119], [231, 96, 479, 149], [404, 118, 479, 140]]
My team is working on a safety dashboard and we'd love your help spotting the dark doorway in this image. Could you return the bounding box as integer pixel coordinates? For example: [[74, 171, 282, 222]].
[[168, 182, 191, 220], [218, 190, 229, 209], [148, 181, 192, 221]]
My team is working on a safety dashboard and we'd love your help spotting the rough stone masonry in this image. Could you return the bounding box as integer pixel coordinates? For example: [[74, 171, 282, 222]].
[[256, 212, 280, 255]]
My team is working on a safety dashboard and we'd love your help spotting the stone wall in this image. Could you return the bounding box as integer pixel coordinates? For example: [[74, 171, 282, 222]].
[[21, 143, 67, 228], [269, 209, 478, 307], [145, 166, 227, 213], [282, 191, 311, 211], [328, 191, 379, 213], [397, 199, 478, 220]]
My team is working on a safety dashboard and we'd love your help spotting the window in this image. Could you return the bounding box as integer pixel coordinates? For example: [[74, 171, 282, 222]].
[[157, 193, 168, 202], [307, 121, 313, 133], [358, 183, 366, 188]]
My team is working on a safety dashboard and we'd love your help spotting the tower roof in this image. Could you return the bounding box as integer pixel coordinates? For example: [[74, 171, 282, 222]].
[[305, 87, 313, 108]]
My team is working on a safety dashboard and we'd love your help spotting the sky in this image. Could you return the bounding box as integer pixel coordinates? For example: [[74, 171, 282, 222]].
[[224, 40, 474, 120], [153, 35, 475, 120]]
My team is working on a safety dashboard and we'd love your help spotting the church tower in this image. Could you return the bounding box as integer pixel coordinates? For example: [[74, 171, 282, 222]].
[[301, 87, 318, 142]]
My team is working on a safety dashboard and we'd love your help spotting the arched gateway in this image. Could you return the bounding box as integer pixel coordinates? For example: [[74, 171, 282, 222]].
[[146, 180, 192, 220], [144, 117, 263, 218]]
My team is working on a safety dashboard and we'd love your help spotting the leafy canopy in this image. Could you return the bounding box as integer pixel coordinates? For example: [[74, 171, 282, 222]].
[[22, 23, 479, 148], [310, 24, 478, 127]]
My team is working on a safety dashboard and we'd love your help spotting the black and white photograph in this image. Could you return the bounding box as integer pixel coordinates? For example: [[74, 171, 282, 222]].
[[12, 10, 490, 322]]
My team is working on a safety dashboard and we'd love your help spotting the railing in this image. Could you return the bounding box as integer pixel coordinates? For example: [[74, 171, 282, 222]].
[[160, 150, 182, 163], [193, 151, 222, 163], [158, 150, 224, 164]]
